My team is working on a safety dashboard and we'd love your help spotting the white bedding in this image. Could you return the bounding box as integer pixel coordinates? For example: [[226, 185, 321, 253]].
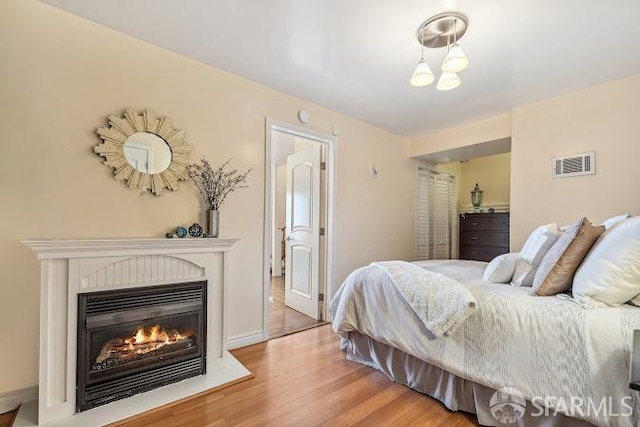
[[370, 261, 476, 337], [330, 260, 640, 427]]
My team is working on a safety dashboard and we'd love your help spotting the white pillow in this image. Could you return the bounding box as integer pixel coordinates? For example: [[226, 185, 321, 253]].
[[511, 223, 562, 287], [573, 216, 640, 308], [483, 253, 520, 283], [602, 213, 631, 229], [519, 223, 562, 266], [532, 218, 583, 291], [511, 259, 537, 287]]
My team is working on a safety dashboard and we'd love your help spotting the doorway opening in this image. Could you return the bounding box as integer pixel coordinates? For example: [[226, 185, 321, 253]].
[[416, 167, 457, 260], [264, 119, 336, 340]]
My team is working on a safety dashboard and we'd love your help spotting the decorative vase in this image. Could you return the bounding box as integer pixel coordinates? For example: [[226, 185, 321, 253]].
[[206, 210, 220, 238], [471, 183, 483, 213]]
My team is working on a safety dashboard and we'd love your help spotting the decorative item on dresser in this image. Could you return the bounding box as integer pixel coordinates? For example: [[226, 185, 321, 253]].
[[459, 212, 510, 262], [470, 183, 483, 213]]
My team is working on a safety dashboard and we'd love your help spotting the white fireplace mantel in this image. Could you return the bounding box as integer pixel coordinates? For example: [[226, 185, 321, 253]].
[[18, 237, 251, 427]]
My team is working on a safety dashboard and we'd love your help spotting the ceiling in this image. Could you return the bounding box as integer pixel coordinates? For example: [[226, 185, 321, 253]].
[[41, 0, 640, 137]]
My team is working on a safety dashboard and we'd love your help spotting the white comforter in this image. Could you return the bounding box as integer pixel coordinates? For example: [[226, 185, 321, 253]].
[[330, 260, 640, 427], [370, 261, 476, 337]]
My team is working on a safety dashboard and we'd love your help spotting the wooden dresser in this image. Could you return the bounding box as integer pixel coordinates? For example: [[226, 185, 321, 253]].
[[459, 212, 510, 262]]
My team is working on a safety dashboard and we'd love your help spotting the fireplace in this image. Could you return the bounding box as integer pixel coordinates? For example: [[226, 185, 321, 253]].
[[76, 281, 207, 412], [23, 238, 249, 426]]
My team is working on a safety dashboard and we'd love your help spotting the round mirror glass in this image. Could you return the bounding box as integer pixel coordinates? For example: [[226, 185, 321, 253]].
[[123, 132, 172, 174]]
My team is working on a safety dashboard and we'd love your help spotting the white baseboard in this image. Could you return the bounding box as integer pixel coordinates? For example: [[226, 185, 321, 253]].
[[0, 386, 37, 414], [227, 330, 265, 350]]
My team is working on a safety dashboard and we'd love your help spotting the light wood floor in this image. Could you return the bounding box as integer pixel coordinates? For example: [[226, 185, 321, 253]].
[[117, 325, 479, 427], [269, 275, 326, 339], [0, 410, 16, 427]]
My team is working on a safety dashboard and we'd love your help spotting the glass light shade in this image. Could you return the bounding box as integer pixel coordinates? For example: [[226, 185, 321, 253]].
[[410, 60, 435, 87], [441, 43, 469, 73], [436, 72, 461, 91]]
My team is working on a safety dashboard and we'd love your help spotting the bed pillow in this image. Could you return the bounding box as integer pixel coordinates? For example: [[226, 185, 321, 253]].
[[573, 216, 640, 308], [483, 253, 520, 283], [602, 213, 631, 229], [511, 260, 536, 287], [535, 219, 604, 297], [511, 223, 562, 287], [532, 218, 584, 291]]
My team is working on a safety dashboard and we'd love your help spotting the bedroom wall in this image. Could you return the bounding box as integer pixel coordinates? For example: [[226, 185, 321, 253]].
[[409, 113, 512, 158], [458, 153, 511, 211], [411, 75, 640, 251], [437, 153, 511, 212], [510, 74, 640, 248], [0, 0, 417, 394]]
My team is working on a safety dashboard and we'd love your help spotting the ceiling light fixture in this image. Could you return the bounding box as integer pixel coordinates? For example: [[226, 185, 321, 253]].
[[436, 72, 462, 91], [410, 12, 469, 91], [410, 32, 434, 87], [441, 19, 469, 73]]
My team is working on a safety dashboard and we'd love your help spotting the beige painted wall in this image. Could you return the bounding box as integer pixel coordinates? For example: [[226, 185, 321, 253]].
[[511, 74, 640, 249], [459, 153, 511, 211], [0, 0, 417, 394], [437, 153, 511, 212], [412, 74, 640, 252], [409, 113, 512, 158]]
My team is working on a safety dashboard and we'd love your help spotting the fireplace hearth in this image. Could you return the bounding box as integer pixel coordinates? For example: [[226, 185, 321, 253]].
[[77, 281, 207, 412]]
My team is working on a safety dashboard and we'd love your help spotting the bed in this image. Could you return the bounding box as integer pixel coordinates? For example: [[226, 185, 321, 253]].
[[330, 259, 640, 427]]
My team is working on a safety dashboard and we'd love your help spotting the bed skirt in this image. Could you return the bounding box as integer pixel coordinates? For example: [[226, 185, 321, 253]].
[[344, 331, 595, 427]]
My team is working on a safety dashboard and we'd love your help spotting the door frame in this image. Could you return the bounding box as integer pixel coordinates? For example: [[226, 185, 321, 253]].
[[263, 118, 337, 340]]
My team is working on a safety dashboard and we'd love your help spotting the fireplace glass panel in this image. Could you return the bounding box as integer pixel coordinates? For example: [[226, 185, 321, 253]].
[[88, 313, 200, 382], [77, 281, 206, 412]]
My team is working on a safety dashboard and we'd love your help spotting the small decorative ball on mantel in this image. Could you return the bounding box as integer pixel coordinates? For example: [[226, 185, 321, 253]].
[[188, 223, 203, 238], [175, 226, 188, 238]]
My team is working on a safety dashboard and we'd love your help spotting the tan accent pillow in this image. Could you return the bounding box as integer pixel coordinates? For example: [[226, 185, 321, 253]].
[[535, 219, 605, 297]]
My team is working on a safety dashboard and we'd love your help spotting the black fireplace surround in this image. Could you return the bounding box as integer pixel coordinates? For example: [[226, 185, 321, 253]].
[[76, 281, 207, 412]]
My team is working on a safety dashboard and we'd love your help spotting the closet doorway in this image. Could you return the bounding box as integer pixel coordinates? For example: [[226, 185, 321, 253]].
[[416, 167, 457, 260], [263, 120, 335, 339]]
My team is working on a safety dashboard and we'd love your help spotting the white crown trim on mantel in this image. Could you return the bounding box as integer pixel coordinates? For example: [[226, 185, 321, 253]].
[[23, 237, 239, 259]]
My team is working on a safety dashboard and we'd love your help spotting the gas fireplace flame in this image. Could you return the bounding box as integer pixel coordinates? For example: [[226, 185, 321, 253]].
[[125, 325, 187, 351], [93, 325, 195, 368]]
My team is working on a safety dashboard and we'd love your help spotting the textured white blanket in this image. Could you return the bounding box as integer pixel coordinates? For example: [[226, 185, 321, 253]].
[[370, 261, 476, 338], [331, 260, 640, 427]]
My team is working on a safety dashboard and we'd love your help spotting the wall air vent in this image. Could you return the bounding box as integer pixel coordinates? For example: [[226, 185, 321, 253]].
[[552, 152, 595, 178]]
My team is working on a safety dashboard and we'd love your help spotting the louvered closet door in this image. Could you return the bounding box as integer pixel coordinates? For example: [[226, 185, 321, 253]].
[[416, 168, 456, 260]]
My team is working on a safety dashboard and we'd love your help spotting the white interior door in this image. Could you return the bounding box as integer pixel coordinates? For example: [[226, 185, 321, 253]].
[[284, 146, 321, 319]]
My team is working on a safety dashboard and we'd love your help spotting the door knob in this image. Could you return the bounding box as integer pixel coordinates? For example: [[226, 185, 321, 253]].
[[285, 235, 292, 241]]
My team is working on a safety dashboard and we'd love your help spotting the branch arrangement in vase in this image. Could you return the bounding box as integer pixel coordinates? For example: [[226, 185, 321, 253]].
[[187, 158, 252, 211]]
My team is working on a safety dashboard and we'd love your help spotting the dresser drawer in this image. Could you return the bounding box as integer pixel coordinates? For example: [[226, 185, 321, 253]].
[[460, 215, 510, 231], [462, 231, 509, 247], [461, 246, 509, 262]]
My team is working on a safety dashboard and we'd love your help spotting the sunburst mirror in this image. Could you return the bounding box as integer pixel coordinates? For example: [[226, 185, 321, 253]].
[[95, 109, 193, 195]]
